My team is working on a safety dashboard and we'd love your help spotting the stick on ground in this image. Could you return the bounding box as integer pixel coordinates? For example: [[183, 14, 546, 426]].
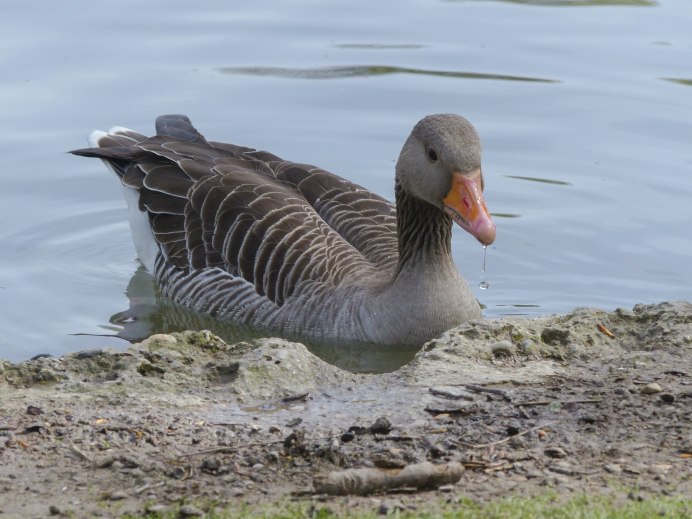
[[313, 461, 464, 496]]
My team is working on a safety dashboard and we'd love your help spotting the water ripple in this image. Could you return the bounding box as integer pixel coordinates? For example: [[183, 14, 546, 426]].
[[505, 175, 572, 186], [662, 78, 692, 87], [450, 0, 656, 6], [218, 65, 558, 83]]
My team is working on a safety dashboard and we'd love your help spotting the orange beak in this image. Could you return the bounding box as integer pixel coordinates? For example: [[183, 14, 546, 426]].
[[442, 170, 496, 245]]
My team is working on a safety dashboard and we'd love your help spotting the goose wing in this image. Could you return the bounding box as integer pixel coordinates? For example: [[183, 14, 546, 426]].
[[71, 115, 399, 305]]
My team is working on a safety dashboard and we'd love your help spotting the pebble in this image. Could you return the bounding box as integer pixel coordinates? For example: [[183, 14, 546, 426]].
[[26, 405, 44, 416], [369, 416, 392, 435], [641, 383, 663, 395], [373, 456, 407, 469], [108, 490, 128, 501], [267, 451, 280, 463], [604, 463, 622, 475], [285, 418, 302, 427], [340, 431, 355, 443], [660, 393, 675, 403], [517, 339, 536, 354], [48, 505, 61, 516], [201, 457, 221, 473], [74, 349, 104, 359], [544, 446, 568, 458], [491, 340, 514, 357], [548, 461, 574, 476], [228, 487, 245, 497], [142, 334, 178, 346], [648, 463, 672, 475], [179, 504, 204, 517]]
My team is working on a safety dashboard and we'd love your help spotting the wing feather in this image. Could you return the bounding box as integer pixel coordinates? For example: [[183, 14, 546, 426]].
[[71, 115, 400, 307]]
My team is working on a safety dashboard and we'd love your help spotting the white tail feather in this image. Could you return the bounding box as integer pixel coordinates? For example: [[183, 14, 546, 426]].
[[93, 128, 160, 272]]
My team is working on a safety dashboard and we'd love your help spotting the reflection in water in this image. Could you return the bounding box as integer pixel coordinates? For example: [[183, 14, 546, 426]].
[[110, 267, 419, 374], [492, 303, 541, 316], [453, 0, 656, 6], [505, 174, 572, 186], [218, 65, 557, 83], [662, 78, 692, 87], [333, 43, 427, 49]]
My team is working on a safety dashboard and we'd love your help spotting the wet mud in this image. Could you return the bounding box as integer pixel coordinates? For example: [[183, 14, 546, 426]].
[[1, 301, 690, 517]]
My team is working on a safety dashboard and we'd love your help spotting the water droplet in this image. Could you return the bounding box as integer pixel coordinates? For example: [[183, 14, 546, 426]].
[[479, 281, 489, 290], [482, 245, 487, 273]]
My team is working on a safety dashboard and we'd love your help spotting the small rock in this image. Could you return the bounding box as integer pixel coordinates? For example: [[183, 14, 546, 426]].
[[428, 444, 446, 459], [517, 339, 536, 354], [372, 451, 407, 469], [179, 504, 204, 517], [340, 431, 355, 443], [604, 463, 622, 475], [166, 466, 187, 479], [201, 457, 221, 473], [506, 424, 520, 436], [525, 469, 544, 479], [660, 393, 675, 403], [648, 464, 672, 475], [284, 429, 307, 453], [74, 349, 104, 359], [544, 446, 568, 458], [641, 383, 662, 395], [145, 504, 167, 513], [109, 490, 128, 501], [48, 505, 61, 516], [348, 425, 368, 435], [541, 327, 570, 346], [142, 334, 178, 346], [548, 461, 574, 476], [285, 418, 302, 428], [26, 405, 44, 416], [369, 417, 392, 435], [228, 486, 245, 497], [267, 451, 280, 463], [491, 340, 514, 357], [252, 463, 264, 470]]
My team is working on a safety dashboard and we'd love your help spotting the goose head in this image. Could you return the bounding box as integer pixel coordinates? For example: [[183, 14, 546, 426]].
[[396, 114, 496, 246]]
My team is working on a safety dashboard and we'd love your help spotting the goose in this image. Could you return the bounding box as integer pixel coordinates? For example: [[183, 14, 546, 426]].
[[71, 114, 495, 346]]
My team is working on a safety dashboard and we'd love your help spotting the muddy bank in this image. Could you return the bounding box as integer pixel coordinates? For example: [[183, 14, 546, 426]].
[[1, 301, 690, 517]]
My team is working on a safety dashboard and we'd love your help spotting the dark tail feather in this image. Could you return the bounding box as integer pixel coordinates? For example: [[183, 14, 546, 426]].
[[69, 146, 136, 160]]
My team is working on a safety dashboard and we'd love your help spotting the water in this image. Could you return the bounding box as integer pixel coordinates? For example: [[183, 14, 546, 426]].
[[1, 0, 690, 367]]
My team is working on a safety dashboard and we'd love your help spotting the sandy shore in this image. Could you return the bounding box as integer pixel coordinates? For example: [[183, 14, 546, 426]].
[[1, 301, 690, 517]]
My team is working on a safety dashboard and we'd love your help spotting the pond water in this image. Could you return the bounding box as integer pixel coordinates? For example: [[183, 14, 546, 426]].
[[1, 0, 690, 370]]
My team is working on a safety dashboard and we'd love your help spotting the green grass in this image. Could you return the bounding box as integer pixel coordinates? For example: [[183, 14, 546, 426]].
[[126, 493, 691, 519]]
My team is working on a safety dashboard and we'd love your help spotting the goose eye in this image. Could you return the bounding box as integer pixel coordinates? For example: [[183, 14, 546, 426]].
[[426, 148, 438, 162]]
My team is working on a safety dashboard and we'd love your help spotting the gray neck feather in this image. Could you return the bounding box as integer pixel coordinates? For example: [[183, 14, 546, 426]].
[[394, 179, 454, 276]]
